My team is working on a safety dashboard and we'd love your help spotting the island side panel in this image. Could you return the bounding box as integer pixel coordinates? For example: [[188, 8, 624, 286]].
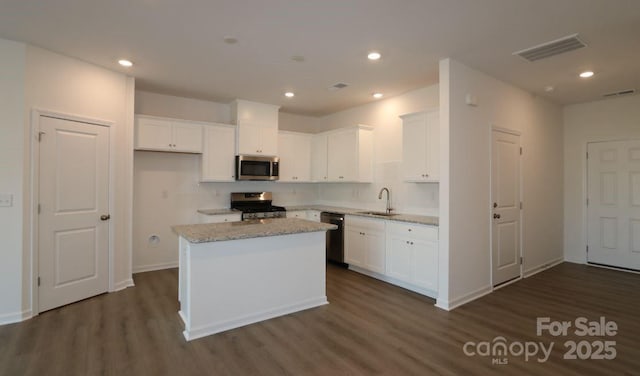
[[183, 231, 328, 341], [178, 236, 190, 327]]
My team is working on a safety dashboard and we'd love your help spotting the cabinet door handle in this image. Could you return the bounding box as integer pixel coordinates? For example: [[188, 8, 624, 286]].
[[493, 213, 501, 219]]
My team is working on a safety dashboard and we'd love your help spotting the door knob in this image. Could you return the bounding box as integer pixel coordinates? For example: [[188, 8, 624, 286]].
[[493, 213, 501, 219], [100, 214, 111, 221]]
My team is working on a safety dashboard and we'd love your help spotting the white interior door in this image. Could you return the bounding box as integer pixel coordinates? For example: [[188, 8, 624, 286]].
[[491, 130, 522, 286], [587, 140, 640, 270], [38, 116, 110, 312]]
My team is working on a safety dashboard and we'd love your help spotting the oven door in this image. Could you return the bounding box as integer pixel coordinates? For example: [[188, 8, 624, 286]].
[[236, 155, 279, 181]]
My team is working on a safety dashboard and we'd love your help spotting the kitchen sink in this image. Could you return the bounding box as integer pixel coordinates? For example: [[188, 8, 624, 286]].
[[357, 211, 398, 217]]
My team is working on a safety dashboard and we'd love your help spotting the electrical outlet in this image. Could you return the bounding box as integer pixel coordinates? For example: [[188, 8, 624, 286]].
[[0, 193, 13, 207]]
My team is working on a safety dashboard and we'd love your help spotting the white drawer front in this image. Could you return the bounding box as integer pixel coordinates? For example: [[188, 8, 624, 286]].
[[387, 222, 437, 241], [346, 215, 386, 232]]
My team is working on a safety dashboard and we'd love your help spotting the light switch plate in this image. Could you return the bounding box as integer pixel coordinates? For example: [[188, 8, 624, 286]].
[[0, 193, 13, 207]]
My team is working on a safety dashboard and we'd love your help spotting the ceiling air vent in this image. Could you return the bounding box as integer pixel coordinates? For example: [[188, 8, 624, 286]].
[[513, 34, 587, 62], [329, 82, 349, 91], [603, 89, 636, 98]]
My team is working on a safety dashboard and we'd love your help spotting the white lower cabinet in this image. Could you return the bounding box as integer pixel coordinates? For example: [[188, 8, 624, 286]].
[[198, 213, 242, 224], [345, 216, 386, 274], [386, 222, 438, 293], [307, 210, 321, 222], [286, 210, 307, 219], [344, 215, 439, 298]]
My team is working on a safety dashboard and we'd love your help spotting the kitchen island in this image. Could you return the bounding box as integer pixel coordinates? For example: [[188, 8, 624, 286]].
[[172, 218, 336, 341]]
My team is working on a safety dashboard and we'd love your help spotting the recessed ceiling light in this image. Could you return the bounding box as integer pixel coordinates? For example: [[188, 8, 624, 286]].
[[372, 92, 383, 99], [118, 59, 133, 67], [579, 71, 594, 78], [367, 52, 381, 61], [284, 92, 295, 98], [223, 36, 238, 44], [544, 86, 555, 93]]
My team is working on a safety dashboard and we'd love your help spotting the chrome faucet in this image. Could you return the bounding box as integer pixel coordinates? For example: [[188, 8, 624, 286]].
[[378, 187, 392, 214]]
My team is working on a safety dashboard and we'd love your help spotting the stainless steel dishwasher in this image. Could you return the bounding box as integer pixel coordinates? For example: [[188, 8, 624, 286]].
[[321, 212, 345, 265]]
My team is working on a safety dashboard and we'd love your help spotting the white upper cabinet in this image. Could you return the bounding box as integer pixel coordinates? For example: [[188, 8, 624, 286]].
[[401, 110, 439, 182], [233, 99, 280, 156], [201, 123, 237, 182], [278, 131, 311, 182], [311, 134, 328, 182], [135, 115, 203, 153], [326, 125, 373, 182]]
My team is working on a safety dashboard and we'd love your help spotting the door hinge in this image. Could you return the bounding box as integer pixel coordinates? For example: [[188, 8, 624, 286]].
[[520, 147, 523, 155], [38, 131, 45, 142], [586, 198, 589, 206], [586, 152, 589, 159], [37, 277, 41, 286], [520, 257, 523, 265], [586, 245, 589, 253], [37, 203, 41, 214], [520, 202, 523, 210]]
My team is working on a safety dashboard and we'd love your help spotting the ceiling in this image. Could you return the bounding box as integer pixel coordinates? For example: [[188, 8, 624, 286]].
[[1, 0, 639, 116]]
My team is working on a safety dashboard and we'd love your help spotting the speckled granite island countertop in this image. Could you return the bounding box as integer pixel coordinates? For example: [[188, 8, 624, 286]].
[[172, 218, 337, 243], [196, 208, 239, 215]]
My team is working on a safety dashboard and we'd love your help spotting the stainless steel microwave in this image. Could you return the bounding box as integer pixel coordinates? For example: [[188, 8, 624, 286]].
[[235, 155, 279, 181]]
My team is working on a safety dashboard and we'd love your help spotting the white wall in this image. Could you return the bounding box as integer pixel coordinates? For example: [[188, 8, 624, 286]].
[[132, 91, 320, 272], [438, 59, 564, 309], [0, 39, 27, 324], [0, 41, 134, 324], [25, 46, 135, 292], [316, 85, 440, 215], [279, 112, 323, 133], [136, 91, 231, 123], [563, 95, 640, 263]]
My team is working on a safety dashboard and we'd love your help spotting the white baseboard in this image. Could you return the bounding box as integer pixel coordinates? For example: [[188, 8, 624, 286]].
[[113, 278, 135, 292], [183, 297, 328, 341], [524, 257, 564, 278], [0, 309, 32, 326], [133, 261, 178, 274], [438, 285, 493, 311]]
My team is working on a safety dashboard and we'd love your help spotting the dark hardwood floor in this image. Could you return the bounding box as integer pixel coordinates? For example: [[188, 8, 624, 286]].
[[1, 262, 638, 375]]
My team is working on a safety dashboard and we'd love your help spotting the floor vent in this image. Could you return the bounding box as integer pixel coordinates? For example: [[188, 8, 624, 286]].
[[603, 89, 636, 98], [329, 82, 349, 91], [513, 34, 587, 62]]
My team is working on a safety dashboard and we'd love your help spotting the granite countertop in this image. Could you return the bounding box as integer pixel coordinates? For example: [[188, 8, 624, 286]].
[[197, 208, 240, 215], [173, 218, 337, 243], [285, 205, 439, 226]]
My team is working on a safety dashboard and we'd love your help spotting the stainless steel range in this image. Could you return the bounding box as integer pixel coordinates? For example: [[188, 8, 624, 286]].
[[230, 192, 286, 220]]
